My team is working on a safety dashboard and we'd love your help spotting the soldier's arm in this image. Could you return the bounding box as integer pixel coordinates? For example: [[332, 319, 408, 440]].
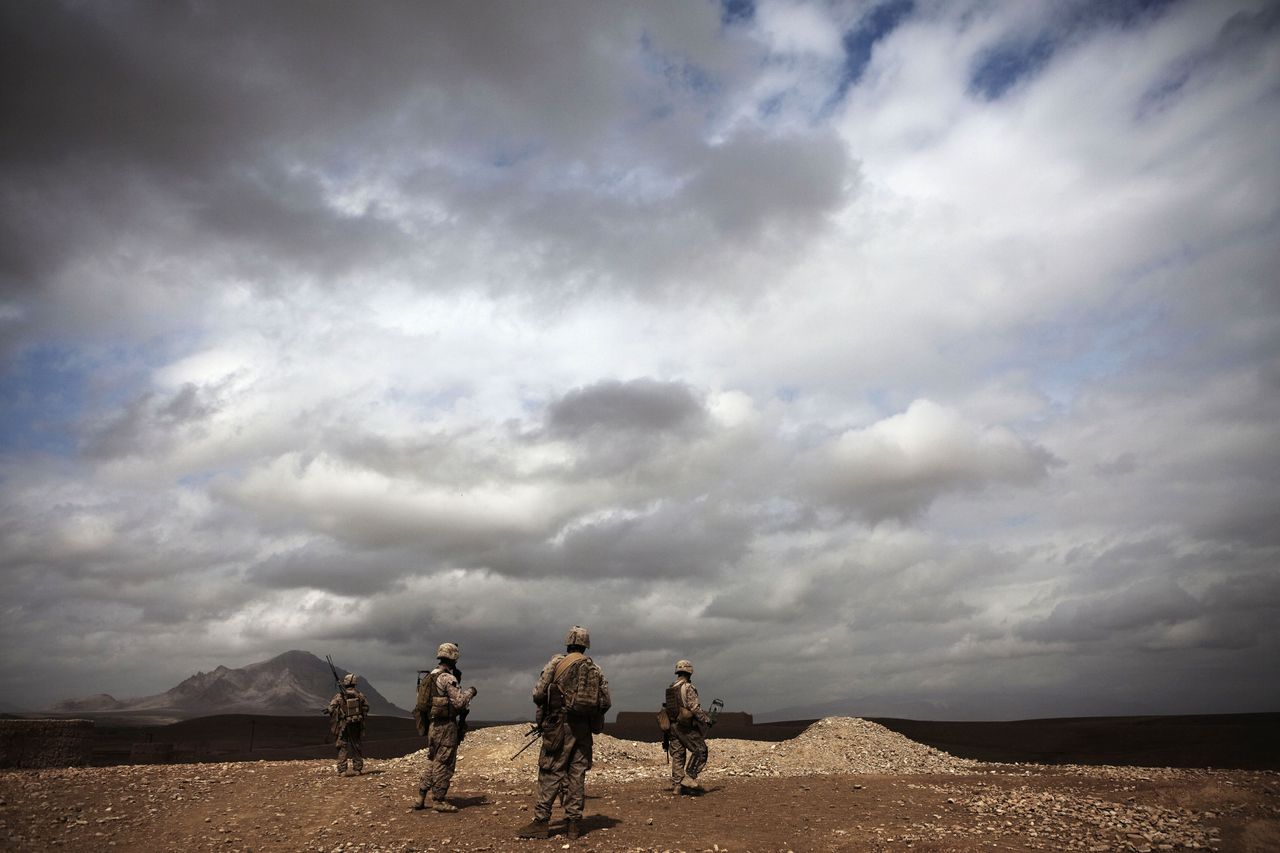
[[327, 693, 341, 713], [531, 656, 561, 706], [359, 692, 370, 715], [598, 672, 613, 714], [439, 673, 472, 711], [685, 683, 710, 723]]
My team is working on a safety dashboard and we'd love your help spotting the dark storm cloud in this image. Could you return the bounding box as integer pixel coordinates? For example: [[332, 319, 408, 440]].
[[247, 543, 415, 597], [483, 499, 752, 581], [1016, 576, 1202, 644], [2, 0, 853, 331], [681, 129, 855, 240], [84, 382, 223, 460], [547, 379, 707, 438]]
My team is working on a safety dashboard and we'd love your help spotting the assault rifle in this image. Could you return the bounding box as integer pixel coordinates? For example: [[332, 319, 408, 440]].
[[326, 655, 346, 702], [509, 724, 542, 760], [455, 666, 471, 743], [324, 654, 347, 733]]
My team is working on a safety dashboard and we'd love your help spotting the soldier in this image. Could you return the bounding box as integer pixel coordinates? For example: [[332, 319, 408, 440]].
[[516, 625, 612, 840], [665, 659, 711, 794], [413, 642, 477, 813], [327, 673, 370, 777]]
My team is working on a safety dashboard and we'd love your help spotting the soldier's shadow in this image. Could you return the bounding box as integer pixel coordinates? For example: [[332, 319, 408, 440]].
[[451, 795, 489, 809], [681, 785, 717, 796], [559, 814, 622, 837]]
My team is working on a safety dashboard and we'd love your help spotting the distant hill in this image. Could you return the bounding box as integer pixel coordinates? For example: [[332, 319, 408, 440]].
[[49, 650, 410, 718]]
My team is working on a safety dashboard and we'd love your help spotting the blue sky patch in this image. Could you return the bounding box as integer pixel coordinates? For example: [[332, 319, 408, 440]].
[[0, 345, 87, 455], [837, 0, 915, 99], [969, 34, 1056, 101], [720, 0, 754, 27]]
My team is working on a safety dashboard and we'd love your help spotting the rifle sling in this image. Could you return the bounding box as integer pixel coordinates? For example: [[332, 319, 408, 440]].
[[552, 652, 588, 684]]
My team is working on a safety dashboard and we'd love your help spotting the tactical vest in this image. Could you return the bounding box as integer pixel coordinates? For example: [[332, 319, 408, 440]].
[[426, 670, 455, 721], [665, 680, 694, 724]]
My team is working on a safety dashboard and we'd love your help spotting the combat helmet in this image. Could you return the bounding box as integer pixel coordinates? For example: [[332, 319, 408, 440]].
[[342, 673, 359, 687], [564, 625, 591, 649], [436, 642, 461, 662], [675, 659, 694, 675]]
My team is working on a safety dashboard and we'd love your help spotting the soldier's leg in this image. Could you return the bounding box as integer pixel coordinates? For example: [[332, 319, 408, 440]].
[[350, 725, 364, 772], [672, 725, 696, 779], [416, 723, 440, 806], [429, 722, 459, 801], [563, 742, 590, 821], [686, 726, 708, 779], [430, 744, 457, 800], [335, 736, 348, 774], [534, 741, 569, 821], [668, 732, 687, 786]]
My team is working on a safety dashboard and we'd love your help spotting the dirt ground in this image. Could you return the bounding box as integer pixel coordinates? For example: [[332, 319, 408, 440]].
[[3, 720, 1278, 852]]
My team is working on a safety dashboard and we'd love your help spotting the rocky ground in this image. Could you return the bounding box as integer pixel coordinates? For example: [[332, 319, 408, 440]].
[[2, 718, 1277, 852]]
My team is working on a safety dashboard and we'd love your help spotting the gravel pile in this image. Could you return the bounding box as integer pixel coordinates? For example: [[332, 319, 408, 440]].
[[384, 716, 974, 783]]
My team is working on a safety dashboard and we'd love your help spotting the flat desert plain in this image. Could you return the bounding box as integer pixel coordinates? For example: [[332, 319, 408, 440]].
[[2, 718, 1278, 852]]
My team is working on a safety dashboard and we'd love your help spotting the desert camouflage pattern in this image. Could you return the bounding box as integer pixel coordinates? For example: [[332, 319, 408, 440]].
[[674, 678, 710, 725], [531, 653, 569, 706], [530, 652, 612, 822], [327, 686, 369, 773], [669, 677, 709, 784], [436, 642, 460, 661], [416, 666, 473, 800], [563, 625, 591, 649]]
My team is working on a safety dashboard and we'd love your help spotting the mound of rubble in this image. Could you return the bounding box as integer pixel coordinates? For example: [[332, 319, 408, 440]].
[[383, 716, 974, 784]]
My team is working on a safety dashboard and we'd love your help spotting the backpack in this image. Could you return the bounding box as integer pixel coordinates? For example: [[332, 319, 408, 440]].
[[553, 653, 610, 718], [342, 688, 364, 722]]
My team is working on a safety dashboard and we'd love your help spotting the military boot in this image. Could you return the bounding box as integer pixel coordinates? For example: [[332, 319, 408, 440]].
[[431, 799, 458, 813], [516, 818, 550, 839], [681, 774, 702, 790], [412, 790, 428, 811], [566, 819, 581, 839], [343, 768, 359, 777]]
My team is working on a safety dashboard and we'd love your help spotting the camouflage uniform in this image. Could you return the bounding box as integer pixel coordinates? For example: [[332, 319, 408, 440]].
[[519, 627, 611, 838], [668, 676, 711, 788], [327, 681, 370, 775], [414, 664, 474, 805]]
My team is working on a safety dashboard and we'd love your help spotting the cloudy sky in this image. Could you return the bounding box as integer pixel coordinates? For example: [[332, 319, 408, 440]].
[[2, 0, 1277, 721]]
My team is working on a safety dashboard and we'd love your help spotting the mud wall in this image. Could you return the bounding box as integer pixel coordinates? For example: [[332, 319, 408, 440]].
[[0, 720, 94, 768]]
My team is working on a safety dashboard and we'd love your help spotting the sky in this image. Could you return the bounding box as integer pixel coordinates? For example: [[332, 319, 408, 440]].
[[1, 0, 1278, 722]]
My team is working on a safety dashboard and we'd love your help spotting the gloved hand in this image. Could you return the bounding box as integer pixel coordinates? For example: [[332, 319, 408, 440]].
[[468, 686, 478, 697]]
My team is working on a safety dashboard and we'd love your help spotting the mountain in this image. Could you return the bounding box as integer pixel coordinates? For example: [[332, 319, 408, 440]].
[[44, 693, 126, 714], [50, 650, 410, 718]]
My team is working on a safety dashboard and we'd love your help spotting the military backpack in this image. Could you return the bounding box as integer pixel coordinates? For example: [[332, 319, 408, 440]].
[[551, 652, 610, 723]]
